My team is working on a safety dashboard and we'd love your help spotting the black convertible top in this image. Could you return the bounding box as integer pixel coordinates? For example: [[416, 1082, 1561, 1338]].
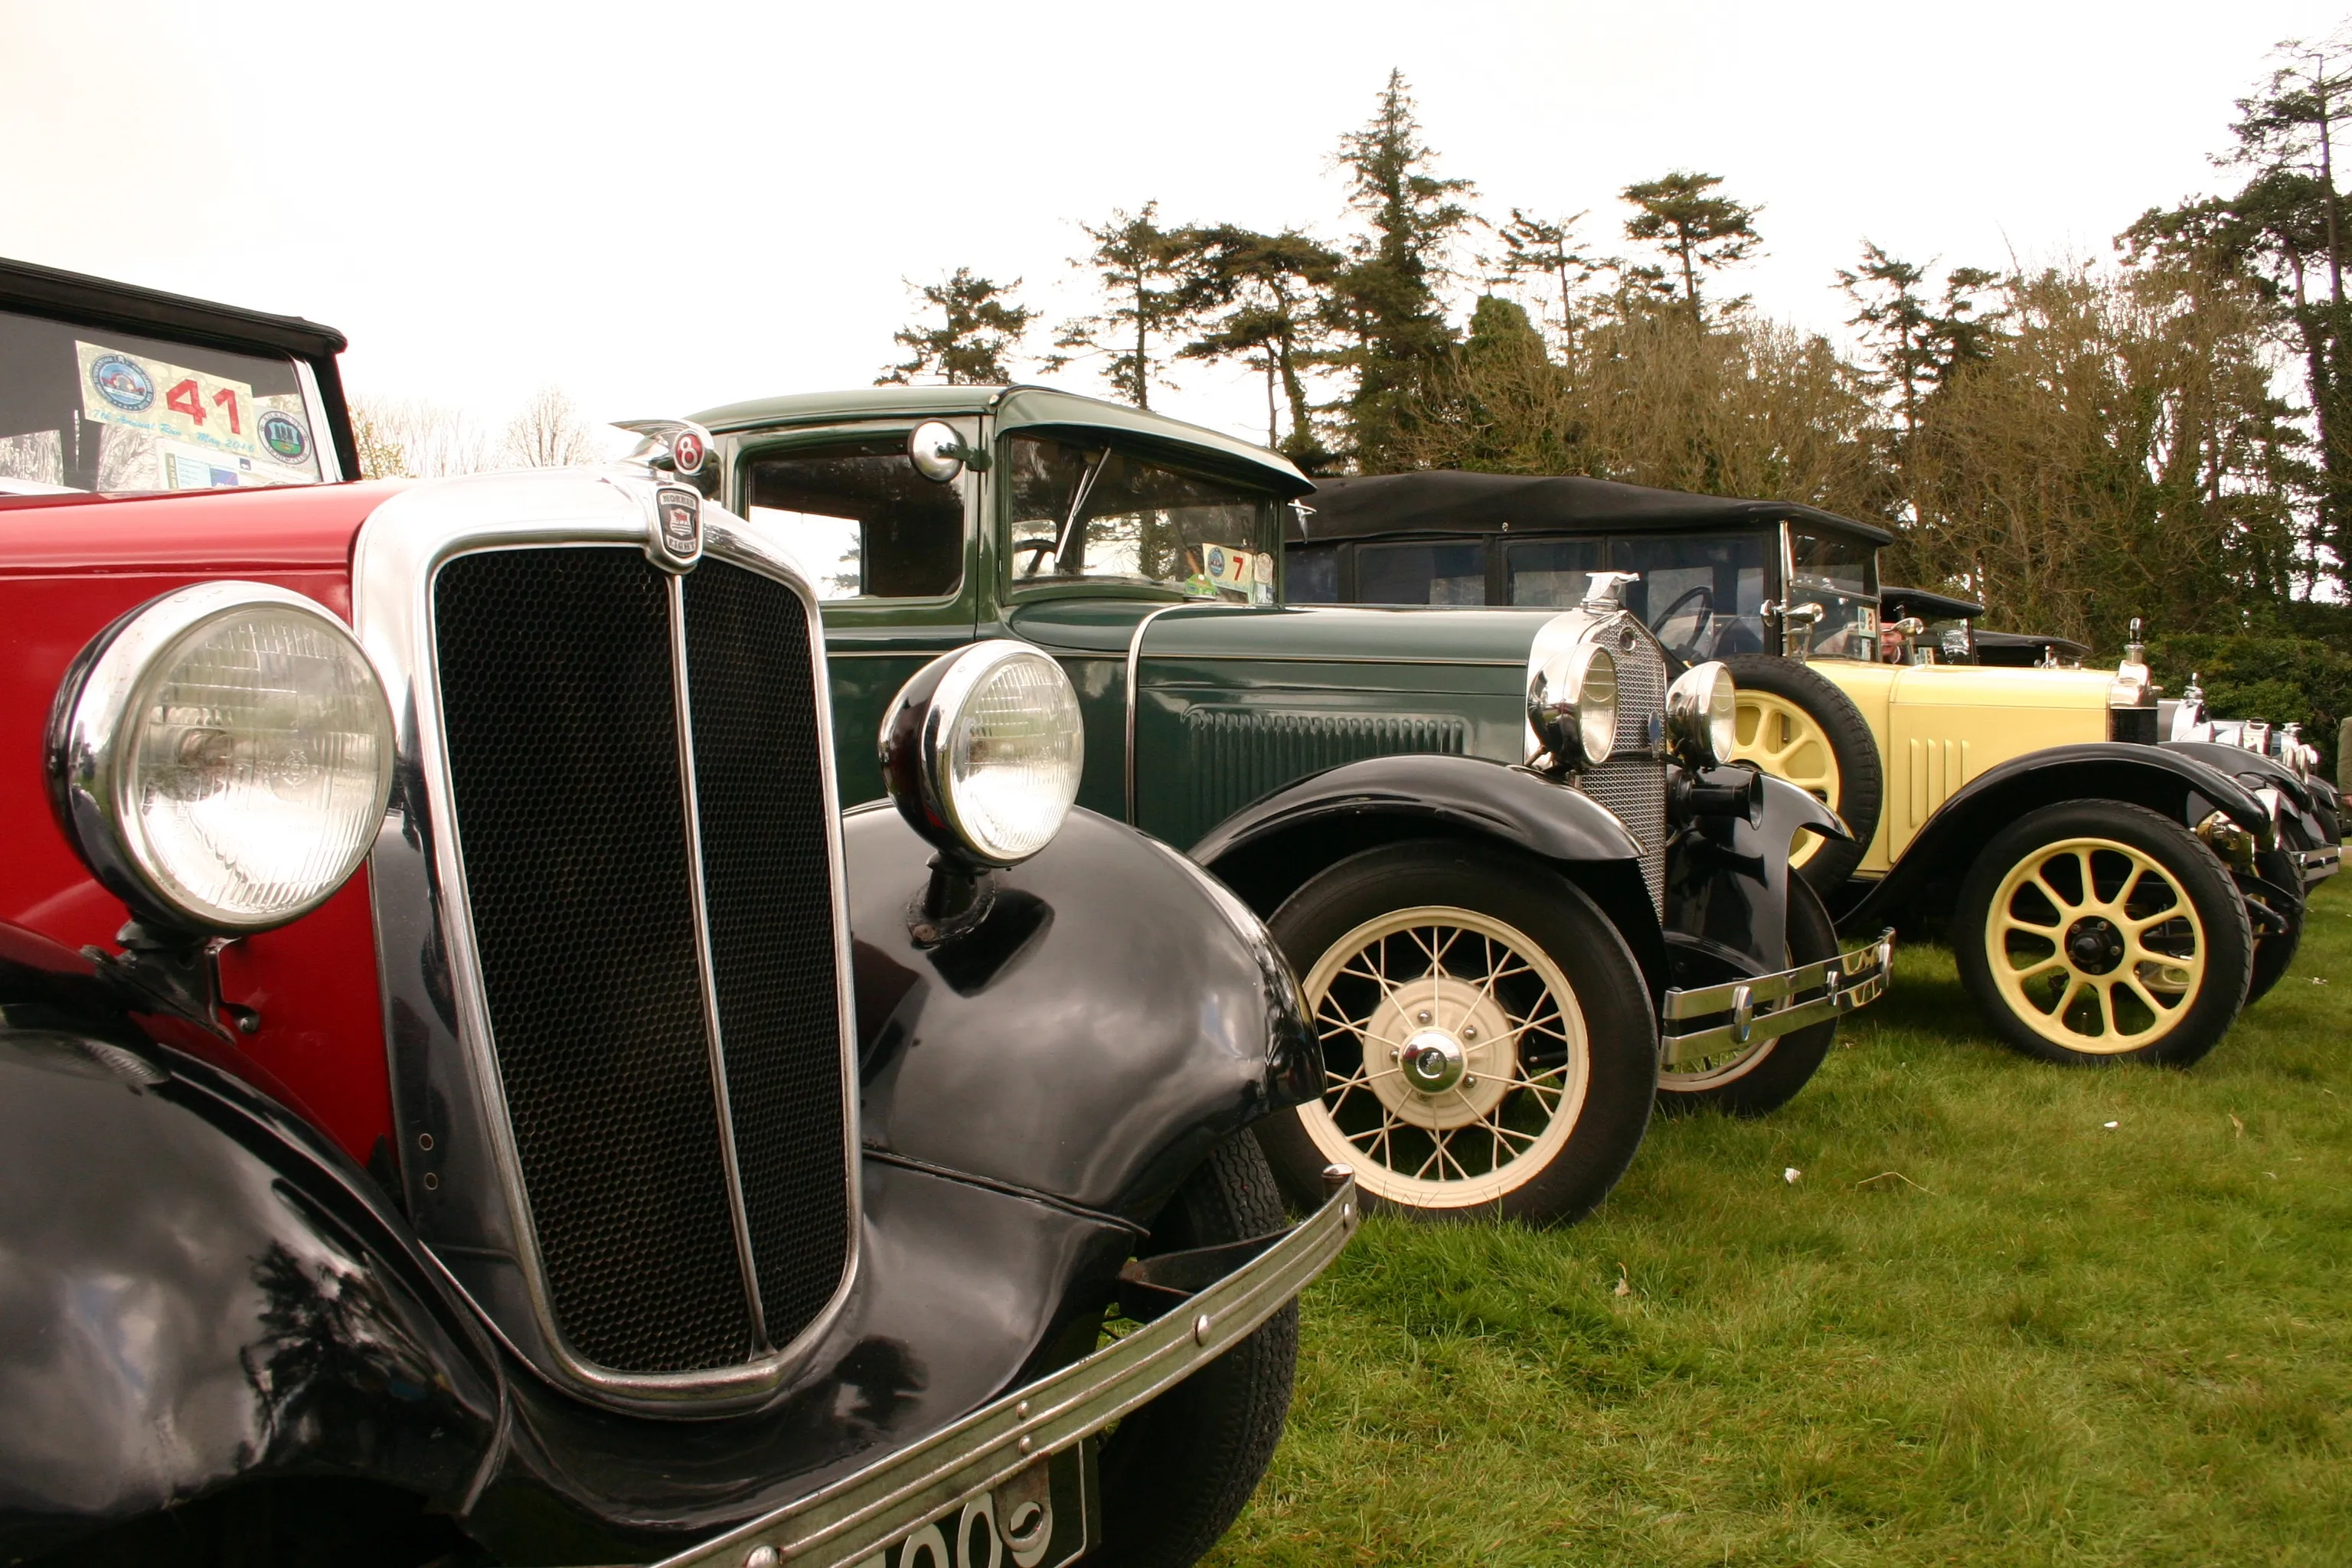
[[1297, 469, 1895, 547], [0, 254, 357, 479], [1882, 585, 1986, 622]]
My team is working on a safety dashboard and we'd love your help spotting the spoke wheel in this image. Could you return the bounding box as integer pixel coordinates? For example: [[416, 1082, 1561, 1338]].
[[1955, 801, 2252, 1067], [1297, 905, 1589, 1208], [1731, 691, 1841, 868], [1253, 840, 1656, 1227], [1720, 654, 1882, 893], [1656, 875, 1841, 1115]]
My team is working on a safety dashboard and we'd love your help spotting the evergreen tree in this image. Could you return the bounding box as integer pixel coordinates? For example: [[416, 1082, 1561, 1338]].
[[1620, 171, 1762, 327], [879, 270, 1037, 386], [1331, 70, 1478, 470], [1491, 207, 1599, 353], [1171, 224, 1344, 466], [1049, 203, 1191, 408]]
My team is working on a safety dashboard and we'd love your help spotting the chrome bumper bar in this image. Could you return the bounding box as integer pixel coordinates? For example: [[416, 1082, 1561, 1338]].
[[650, 1171, 1361, 1568], [2298, 844, 2341, 885], [1660, 930, 1896, 1069]]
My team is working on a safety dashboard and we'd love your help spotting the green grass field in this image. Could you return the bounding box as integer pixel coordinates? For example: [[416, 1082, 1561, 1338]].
[[1210, 875, 2352, 1567]]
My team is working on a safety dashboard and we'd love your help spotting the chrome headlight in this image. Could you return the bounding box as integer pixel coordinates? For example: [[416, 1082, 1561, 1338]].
[[879, 641, 1084, 866], [1664, 661, 1736, 766], [48, 582, 396, 931], [1527, 640, 1619, 770]]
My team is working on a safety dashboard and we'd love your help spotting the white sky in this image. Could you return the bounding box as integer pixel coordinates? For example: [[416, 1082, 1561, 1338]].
[[3, 0, 2343, 449]]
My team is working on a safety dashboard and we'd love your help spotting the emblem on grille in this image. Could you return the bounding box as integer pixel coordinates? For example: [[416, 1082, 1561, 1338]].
[[649, 485, 703, 572]]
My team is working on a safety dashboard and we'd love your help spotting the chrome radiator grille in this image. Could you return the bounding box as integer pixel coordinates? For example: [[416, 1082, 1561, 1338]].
[[432, 545, 851, 1378], [1571, 624, 1669, 912]]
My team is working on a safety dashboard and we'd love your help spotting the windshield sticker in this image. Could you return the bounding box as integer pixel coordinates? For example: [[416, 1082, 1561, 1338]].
[[1202, 544, 1258, 595], [258, 407, 310, 464], [77, 341, 264, 464]]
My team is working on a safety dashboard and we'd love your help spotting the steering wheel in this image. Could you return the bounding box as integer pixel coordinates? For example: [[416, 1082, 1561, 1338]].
[[1654, 584, 1715, 655], [1012, 537, 1059, 577]]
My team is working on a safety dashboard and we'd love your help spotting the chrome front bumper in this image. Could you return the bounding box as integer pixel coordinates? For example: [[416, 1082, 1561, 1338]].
[[651, 1172, 1361, 1568], [2298, 844, 2341, 886], [1660, 930, 1896, 1069]]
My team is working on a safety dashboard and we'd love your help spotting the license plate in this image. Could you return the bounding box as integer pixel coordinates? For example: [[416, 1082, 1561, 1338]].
[[858, 1442, 1091, 1568]]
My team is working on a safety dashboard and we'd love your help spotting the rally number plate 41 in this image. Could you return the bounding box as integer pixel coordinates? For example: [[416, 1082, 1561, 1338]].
[[859, 1442, 1091, 1568]]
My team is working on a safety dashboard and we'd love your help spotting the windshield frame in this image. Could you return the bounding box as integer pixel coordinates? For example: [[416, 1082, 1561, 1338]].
[[995, 430, 1287, 606]]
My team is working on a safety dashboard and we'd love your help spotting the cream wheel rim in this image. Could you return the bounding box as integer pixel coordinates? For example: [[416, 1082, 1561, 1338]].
[[1732, 691, 1841, 867], [1984, 835, 2207, 1053], [1295, 904, 1590, 1209]]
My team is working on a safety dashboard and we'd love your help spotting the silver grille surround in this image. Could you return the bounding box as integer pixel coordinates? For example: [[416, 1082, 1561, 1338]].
[[1526, 604, 1672, 912], [351, 468, 863, 1412]]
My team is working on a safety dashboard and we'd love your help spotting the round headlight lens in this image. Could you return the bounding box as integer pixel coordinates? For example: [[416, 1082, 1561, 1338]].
[[54, 583, 394, 930], [882, 642, 1083, 866], [1527, 641, 1618, 769], [1665, 661, 1736, 766]]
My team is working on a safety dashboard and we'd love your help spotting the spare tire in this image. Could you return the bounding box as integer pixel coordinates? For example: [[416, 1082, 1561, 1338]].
[[1722, 654, 1883, 893]]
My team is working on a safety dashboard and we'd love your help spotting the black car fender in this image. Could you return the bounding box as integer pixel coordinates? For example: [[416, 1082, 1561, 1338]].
[[2163, 740, 2339, 848], [1665, 773, 1849, 977], [1837, 743, 2276, 935], [0, 922, 503, 1563], [1185, 752, 1666, 1001], [844, 801, 1318, 1229]]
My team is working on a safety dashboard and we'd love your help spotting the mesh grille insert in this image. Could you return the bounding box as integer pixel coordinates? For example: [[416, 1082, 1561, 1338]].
[[682, 561, 853, 1346], [434, 547, 754, 1374]]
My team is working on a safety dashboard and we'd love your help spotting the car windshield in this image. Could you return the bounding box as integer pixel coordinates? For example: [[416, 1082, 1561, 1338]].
[[0, 307, 328, 495], [1004, 434, 1279, 603], [1609, 532, 1773, 662], [1788, 526, 1880, 659], [743, 436, 966, 600]]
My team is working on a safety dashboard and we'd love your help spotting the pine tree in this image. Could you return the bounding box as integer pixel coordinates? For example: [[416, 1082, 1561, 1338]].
[[1491, 207, 1598, 352], [1331, 70, 1478, 470], [1049, 203, 1191, 408], [1620, 172, 1762, 327], [1171, 225, 1344, 465], [879, 270, 1037, 386]]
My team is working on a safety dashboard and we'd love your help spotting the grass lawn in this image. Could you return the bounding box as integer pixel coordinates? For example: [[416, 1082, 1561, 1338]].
[[1210, 874, 2352, 1567]]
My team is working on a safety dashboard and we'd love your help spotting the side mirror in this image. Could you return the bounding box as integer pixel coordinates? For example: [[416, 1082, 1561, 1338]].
[[908, 421, 970, 484]]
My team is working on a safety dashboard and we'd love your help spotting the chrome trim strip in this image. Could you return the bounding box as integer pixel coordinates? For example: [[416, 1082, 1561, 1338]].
[[2299, 844, 2341, 884], [353, 467, 861, 1409], [1123, 602, 1197, 824], [668, 572, 769, 1347], [1659, 930, 1895, 1067], [648, 1175, 1359, 1568]]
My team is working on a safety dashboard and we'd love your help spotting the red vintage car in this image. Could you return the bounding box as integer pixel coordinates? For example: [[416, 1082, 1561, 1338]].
[[0, 256, 1353, 1568]]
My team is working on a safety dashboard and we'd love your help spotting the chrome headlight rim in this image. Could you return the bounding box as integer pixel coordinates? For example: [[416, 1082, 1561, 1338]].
[[879, 639, 1084, 867], [1664, 660, 1736, 766], [1527, 639, 1619, 771], [47, 580, 397, 933]]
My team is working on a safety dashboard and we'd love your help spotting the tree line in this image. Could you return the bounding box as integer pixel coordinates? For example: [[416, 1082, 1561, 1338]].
[[881, 57, 2352, 760]]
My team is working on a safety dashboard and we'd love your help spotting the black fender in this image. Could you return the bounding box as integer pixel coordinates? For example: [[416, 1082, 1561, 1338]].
[[0, 922, 503, 1563], [1186, 752, 1665, 1001], [1665, 774, 1850, 977], [1837, 743, 2275, 936], [844, 801, 1317, 1228], [2164, 740, 2339, 848], [3, 803, 1320, 1563]]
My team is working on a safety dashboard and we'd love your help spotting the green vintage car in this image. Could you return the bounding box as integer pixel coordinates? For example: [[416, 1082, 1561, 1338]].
[[635, 388, 1891, 1224]]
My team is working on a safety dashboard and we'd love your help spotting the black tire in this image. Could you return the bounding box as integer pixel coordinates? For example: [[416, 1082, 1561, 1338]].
[[1094, 1135, 1297, 1568], [1252, 839, 1656, 1227], [1721, 653, 1883, 895], [1954, 800, 2253, 1067], [1656, 876, 1841, 1117]]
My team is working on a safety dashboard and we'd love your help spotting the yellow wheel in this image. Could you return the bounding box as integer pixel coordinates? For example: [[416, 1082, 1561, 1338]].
[[1732, 691, 1841, 867], [1955, 801, 2252, 1066], [1720, 654, 1882, 891]]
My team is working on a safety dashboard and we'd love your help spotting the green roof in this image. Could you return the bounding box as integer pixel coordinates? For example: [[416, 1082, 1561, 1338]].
[[688, 383, 1312, 498]]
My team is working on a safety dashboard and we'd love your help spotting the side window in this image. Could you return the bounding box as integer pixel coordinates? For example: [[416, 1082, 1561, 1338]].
[[1788, 528, 1880, 659], [742, 436, 965, 601], [1610, 533, 1770, 662], [1506, 538, 1605, 606], [1357, 541, 1485, 606], [1286, 544, 1338, 603]]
